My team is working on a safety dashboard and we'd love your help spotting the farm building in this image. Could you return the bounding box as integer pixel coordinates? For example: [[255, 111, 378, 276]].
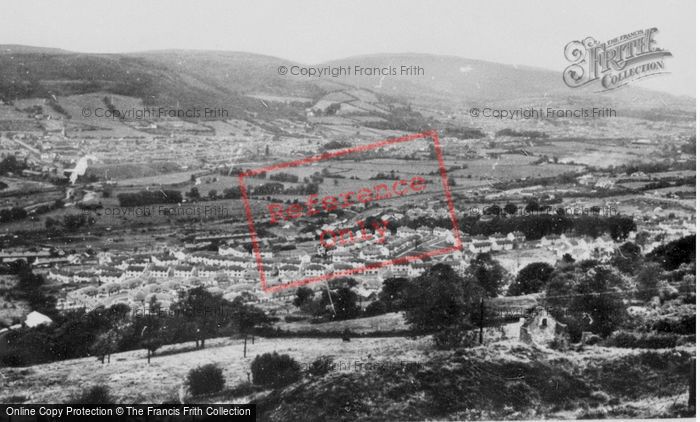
[[519, 306, 567, 346]]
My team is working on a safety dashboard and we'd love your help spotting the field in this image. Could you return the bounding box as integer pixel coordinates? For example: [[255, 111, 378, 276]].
[[1, 331, 693, 421], [275, 312, 408, 333], [114, 171, 197, 187], [529, 140, 663, 168], [0, 334, 433, 403]]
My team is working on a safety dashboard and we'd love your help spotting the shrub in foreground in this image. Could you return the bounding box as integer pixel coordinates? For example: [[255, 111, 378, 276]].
[[251, 352, 301, 387], [307, 356, 334, 377], [186, 364, 225, 396], [71, 385, 113, 404]]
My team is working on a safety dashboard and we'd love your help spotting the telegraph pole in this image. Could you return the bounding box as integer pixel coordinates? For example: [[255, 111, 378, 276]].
[[324, 280, 336, 316]]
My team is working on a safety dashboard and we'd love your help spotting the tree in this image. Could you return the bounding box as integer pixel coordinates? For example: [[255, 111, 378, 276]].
[[570, 266, 627, 337], [507, 262, 554, 296], [325, 102, 341, 116], [467, 253, 507, 297], [187, 187, 200, 199], [208, 189, 218, 199], [635, 231, 651, 250], [318, 287, 360, 320], [141, 297, 165, 364], [504, 203, 518, 216], [231, 298, 270, 357], [484, 204, 502, 216], [63, 214, 88, 230], [647, 235, 696, 270], [328, 277, 358, 290], [378, 277, 410, 311], [610, 242, 642, 275], [89, 328, 120, 364], [141, 326, 164, 364], [404, 264, 481, 332], [546, 265, 627, 339], [635, 262, 662, 301], [170, 287, 230, 349], [525, 201, 540, 213], [292, 287, 314, 308], [364, 300, 388, 316]]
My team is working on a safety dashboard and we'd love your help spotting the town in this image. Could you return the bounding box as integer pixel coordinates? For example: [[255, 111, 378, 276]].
[[0, 41, 694, 421]]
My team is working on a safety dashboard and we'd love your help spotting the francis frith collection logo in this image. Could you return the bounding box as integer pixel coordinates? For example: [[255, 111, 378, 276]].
[[563, 28, 672, 91]]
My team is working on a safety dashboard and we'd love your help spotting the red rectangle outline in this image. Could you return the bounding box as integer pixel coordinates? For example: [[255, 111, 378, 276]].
[[239, 130, 463, 293]]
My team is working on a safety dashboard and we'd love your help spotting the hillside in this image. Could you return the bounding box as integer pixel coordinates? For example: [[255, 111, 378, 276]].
[[0, 332, 692, 420], [0, 47, 693, 124], [321, 53, 694, 115], [256, 342, 694, 421]]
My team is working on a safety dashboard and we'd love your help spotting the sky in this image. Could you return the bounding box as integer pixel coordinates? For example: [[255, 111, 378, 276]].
[[0, 0, 695, 97]]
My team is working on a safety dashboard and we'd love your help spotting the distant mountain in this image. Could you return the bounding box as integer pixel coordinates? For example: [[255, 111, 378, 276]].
[[0, 46, 693, 122], [320, 53, 694, 112]]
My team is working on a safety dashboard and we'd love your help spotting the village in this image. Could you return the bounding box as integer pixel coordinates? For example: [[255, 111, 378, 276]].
[[0, 197, 688, 325]]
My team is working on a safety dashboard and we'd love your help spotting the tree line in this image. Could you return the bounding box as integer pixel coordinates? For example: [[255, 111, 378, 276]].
[[117, 190, 183, 207], [1, 284, 269, 367]]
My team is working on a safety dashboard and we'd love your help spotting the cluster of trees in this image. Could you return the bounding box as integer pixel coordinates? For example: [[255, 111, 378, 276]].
[[292, 278, 361, 321], [506, 262, 554, 296], [443, 127, 486, 139], [0, 206, 27, 223], [269, 172, 300, 183], [363, 106, 433, 132], [117, 190, 182, 207], [394, 213, 636, 241], [613, 159, 695, 176], [320, 140, 352, 151], [0, 286, 270, 367], [292, 254, 509, 330], [647, 235, 696, 270], [370, 170, 400, 180], [288, 234, 695, 348], [0, 154, 27, 175], [544, 263, 629, 340], [46, 213, 95, 231], [467, 213, 636, 241], [507, 235, 697, 340], [251, 182, 319, 196], [495, 128, 547, 138], [221, 187, 242, 199], [8, 262, 57, 317]]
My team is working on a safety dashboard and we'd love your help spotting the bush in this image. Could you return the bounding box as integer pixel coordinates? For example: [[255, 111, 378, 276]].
[[186, 364, 225, 396], [308, 356, 334, 377], [364, 300, 388, 316], [251, 352, 301, 387], [652, 314, 695, 335], [548, 334, 571, 351], [432, 327, 479, 350], [72, 385, 113, 404], [284, 315, 306, 323], [501, 380, 540, 410], [604, 331, 680, 349]]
